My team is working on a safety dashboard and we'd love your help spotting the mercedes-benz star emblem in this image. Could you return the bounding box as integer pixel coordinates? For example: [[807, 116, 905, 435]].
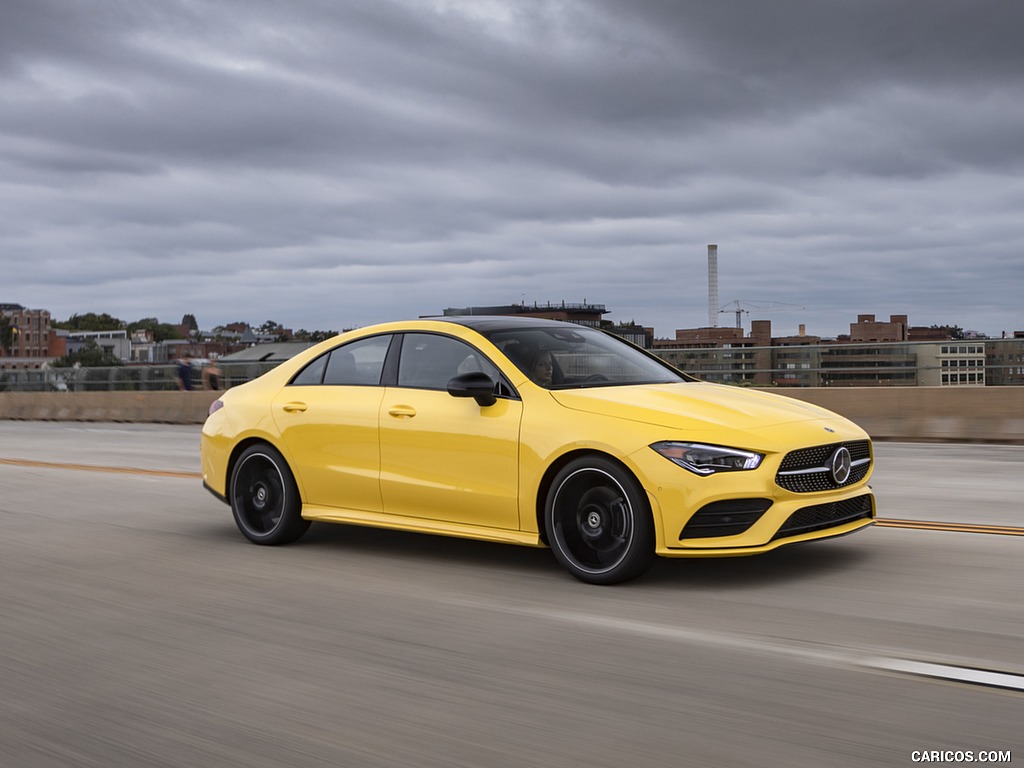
[[830, 446, 852, 485]]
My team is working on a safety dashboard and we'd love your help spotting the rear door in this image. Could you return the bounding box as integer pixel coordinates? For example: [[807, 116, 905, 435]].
[[272, 334, 393, 513]]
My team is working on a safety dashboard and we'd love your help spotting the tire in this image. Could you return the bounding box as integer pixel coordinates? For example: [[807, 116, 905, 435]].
[[229, 444, 310, 545], [544, 456, 656, 585]]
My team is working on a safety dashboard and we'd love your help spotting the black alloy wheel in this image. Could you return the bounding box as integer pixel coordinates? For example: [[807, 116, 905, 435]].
[[544, 456, 656, 585], [229, 444, 310, 545]]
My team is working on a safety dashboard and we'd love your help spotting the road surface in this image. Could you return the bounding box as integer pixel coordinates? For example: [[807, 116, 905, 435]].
[[1, 422, 1021, 767]]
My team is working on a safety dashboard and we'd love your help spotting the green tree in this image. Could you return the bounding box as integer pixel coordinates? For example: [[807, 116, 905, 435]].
[[54, 312, 125, 331], [930, 324, 965, 340], [129, 317, 185, 342], [255, 320, 292, 342], [0, 315, 13, 353], [294, 329, 338, 342], [51, 340, 124, 367]]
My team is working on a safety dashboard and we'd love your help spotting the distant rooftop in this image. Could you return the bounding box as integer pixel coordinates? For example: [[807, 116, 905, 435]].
[[441, 302, 608, 317], [219, 341, 314, 363]]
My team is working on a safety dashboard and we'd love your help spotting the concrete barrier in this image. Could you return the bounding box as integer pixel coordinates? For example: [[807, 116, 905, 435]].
[[777, 387, 1024, 444], [0, 391, 220, 425], [2, 387, 1023, 443]]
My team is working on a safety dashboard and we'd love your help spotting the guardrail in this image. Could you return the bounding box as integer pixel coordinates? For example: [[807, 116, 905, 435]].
[[0, 363, 278, 393]]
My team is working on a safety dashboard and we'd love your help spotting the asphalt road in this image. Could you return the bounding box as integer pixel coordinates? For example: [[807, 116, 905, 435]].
[[1, 422, 1021, 767]]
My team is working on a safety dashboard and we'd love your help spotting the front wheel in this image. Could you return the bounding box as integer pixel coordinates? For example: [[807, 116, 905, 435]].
[[544, 457, 656, 584], [229, 444, 310, 545]]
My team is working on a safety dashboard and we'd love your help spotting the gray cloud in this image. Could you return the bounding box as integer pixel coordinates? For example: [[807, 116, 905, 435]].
[[2, 0, 1023, 338]]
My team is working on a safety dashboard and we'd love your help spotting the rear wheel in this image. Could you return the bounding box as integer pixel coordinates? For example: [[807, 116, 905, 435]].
[[544, 457, 656, 584], [229, 444, 310, 545]]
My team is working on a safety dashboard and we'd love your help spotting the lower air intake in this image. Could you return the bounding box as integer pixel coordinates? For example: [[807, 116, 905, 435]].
[[679, 499, 773, 540], [771, 495, 874, 541]]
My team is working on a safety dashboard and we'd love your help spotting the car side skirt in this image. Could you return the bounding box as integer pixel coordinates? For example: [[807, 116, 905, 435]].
[[301, 505, 546, 548], [203, 481, 228, 505], [654, 517, 875, 558]]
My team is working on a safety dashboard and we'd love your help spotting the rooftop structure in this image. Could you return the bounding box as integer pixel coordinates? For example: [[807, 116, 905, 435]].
[[440, 302, 609, 328]]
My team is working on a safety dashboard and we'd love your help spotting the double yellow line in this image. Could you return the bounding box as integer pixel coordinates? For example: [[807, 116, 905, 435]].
[[875, 518, 1024, 536], [0, 457, 201, 480], [4, 457, 1024, 537]]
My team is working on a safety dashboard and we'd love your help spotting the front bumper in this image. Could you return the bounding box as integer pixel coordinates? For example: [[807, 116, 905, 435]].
[[629, 442, 876, 558], [656, 493, 875, 558]]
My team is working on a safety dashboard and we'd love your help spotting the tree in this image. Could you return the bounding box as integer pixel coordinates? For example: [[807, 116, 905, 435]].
[[217, 322, 250, 334], [294, 329, 338, 343], [0, 315, 13, 353], [51, 340, 124, 367], [254, 320, 292, 342], [54, 312, 125, 331], [930, 324, 965, 340], [255, 320, 283, 334], [129, 317, 185, 342]]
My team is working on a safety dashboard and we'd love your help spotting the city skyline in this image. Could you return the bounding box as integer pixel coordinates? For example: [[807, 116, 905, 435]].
[[2, 298, 1011, 345], [2, 1, 1023, 338]]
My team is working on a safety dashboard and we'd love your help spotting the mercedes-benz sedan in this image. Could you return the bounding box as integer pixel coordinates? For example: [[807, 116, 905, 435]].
[[201, 316, 875, 584]]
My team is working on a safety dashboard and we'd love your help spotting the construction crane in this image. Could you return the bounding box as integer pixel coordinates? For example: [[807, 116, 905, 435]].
[[719, 300, 805, 329]]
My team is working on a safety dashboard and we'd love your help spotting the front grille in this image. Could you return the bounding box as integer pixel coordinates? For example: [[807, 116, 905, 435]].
[[775, 440, 871, 493], [679, 499, 773, 539], [771, 495, 874, 541]]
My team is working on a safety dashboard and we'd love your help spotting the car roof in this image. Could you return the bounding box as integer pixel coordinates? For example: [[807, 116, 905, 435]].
[[432, 315, 579, 334]]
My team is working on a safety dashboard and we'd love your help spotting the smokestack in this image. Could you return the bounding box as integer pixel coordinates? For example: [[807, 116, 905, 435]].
[[707, 244, 719, 327]]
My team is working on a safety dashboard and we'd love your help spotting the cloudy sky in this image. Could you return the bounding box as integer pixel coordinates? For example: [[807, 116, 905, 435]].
[[2, 0, 1022, 339]]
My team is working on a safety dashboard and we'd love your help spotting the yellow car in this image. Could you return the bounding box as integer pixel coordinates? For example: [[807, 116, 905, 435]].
[[201, 317, 875, 584]]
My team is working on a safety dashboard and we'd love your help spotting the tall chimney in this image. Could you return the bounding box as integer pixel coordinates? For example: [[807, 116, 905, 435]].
[[707, 244, 718, 328]]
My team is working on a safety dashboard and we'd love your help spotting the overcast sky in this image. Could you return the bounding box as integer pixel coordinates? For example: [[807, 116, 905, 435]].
[[2, 0, 1022, 339]]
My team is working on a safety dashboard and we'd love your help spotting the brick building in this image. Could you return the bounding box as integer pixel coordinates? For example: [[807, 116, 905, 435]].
[[1, 303, 64, 368]]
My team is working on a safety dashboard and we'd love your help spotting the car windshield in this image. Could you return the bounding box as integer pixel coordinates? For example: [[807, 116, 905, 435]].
[[484, 325, 689, 389]]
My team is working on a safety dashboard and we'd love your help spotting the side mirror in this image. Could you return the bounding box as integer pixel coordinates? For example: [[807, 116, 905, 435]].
[[447, 371, 497, 407]]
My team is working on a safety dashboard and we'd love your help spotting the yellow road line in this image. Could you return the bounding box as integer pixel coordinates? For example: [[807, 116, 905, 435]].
[[3, 457, 1024, 536], [0, 457, 201, 480], [875, 518, 1024, 536]]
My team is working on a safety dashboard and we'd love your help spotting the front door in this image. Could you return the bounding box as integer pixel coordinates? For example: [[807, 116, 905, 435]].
[[378, 333, 522, 529]]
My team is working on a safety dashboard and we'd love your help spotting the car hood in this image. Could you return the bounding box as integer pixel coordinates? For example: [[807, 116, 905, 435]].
[[550, 382, 857, 439]]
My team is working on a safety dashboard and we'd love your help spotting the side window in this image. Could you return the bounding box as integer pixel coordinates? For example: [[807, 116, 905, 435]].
[[398, 333, 504, 392], [291, 354, 328, 386], [323, 335, 392, 385], [290, 335, 392, 386]]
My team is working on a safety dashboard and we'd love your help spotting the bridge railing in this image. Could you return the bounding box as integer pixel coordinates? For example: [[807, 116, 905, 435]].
[[0, 363, 281, 393]]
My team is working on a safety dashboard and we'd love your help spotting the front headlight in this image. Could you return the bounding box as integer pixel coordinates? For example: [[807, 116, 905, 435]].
[[651, 442, 764, 476]]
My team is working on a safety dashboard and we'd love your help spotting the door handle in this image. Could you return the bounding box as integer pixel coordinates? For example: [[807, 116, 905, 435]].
[[282, 402, 308, 413], [387, 405, 417, 418]]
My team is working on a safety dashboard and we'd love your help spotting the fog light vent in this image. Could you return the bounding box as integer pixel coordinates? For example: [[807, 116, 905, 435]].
[[679, 499, 773, 540]]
